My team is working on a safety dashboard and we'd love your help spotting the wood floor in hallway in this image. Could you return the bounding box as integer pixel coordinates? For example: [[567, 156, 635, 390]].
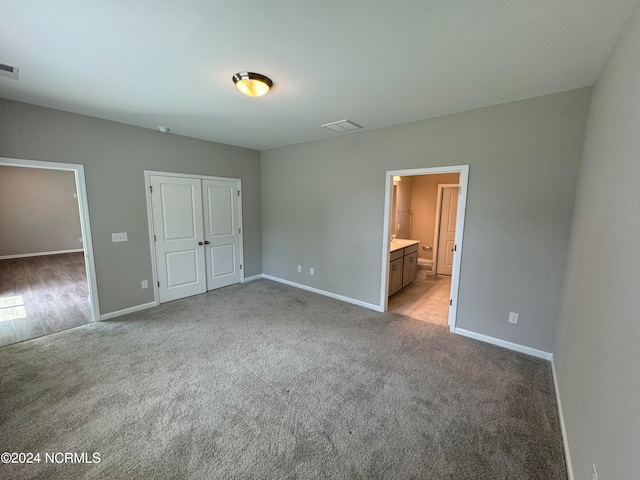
[[0, 252, 91, 347]]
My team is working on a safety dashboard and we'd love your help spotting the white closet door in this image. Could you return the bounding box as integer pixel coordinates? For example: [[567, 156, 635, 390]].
[[436, 186, 459, 276], [202, 179, 242, 290], [151, 175, 206, 302]]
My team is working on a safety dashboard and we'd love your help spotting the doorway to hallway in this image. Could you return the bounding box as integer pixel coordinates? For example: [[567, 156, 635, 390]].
[[0, 157, 100, 346]]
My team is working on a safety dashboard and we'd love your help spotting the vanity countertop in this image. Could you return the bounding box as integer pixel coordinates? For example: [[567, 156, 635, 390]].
[[390, 239, 419, 253]]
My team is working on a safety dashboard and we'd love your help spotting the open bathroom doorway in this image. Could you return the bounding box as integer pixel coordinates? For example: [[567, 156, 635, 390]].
[[380, 165, 469, 332]]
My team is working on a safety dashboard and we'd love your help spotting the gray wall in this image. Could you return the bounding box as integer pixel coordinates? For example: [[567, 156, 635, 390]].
[[554, 3, 640, 479], [0, 98, 261, 315], [262, 88, 591, 352], [0, 166, 82, 256]]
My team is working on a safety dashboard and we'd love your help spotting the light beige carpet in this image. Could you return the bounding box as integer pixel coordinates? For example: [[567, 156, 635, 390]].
[[0, 279, 567, 479]]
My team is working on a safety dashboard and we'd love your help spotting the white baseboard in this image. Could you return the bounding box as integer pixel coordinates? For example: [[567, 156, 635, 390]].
[[243, 274, 264, 282], [551, 354, 574, 480], [453, 327, 553, 360], [0, 248, 84, 260], [262, 274, 383, 312], [100, 301, 157, 321]]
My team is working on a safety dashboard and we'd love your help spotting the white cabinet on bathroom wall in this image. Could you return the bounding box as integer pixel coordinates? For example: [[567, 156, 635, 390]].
[[389, 243, 418, 296]]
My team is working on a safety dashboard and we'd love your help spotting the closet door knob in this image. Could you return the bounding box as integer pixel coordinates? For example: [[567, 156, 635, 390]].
[[204, 241, 210, 245], [198, 242, 203, 246]]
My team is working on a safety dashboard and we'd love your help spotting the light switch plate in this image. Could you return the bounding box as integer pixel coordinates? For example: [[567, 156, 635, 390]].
[[112, 232, 128, 242], [508, 312, 519, 324]]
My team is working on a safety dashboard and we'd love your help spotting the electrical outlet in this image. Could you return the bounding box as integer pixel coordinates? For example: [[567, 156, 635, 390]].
[[310, 267, 315, 276], [297, 265, 302, 273], [141, 280, 148, 289], [111, 232, 128, 242], [508, 312, 519, 324], [592, 464, 598, 480], [79, 237, 83, 243], [72, 193, 78, 198]]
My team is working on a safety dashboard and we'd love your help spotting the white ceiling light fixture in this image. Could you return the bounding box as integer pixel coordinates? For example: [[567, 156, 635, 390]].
[[322, 119, 363, 134], [232, 72, 273, 97]]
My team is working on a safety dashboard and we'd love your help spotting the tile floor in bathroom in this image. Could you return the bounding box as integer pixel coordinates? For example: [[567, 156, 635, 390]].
[[388, 275, 452, 327]]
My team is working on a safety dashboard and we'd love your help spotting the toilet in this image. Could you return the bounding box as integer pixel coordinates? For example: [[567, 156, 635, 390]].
[[417, 258, 434, 279]]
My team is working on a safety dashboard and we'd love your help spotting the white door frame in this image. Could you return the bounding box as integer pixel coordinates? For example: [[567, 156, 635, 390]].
[[144, 170, 244, 306], [0, 156, 101, 321], [380, 165, 469, 332], [433, 183, 459, 276]]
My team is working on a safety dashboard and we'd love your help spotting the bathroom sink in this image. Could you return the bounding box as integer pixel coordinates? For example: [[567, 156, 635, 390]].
[[390, 238, 419, 252]]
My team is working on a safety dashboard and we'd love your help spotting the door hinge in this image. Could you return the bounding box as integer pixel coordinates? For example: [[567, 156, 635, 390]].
[[450, 299, 452, 306], [238, 190, 241, 197], [459, 186, 462, 194], [158, 281, 160, 288], [454, 244, 457, 251], [149, 185, 153, 193], [154, 234, 157, 242], [240, 264, 242, 270], [239, 228, 241, 234]]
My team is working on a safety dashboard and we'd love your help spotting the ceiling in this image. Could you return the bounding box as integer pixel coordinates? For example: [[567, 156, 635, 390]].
[[1, 1, 638, 151]]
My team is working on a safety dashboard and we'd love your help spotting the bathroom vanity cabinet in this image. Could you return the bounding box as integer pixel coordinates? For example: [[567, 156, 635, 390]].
[[389, 241, 418, 296], [389, 251, 404, 296]]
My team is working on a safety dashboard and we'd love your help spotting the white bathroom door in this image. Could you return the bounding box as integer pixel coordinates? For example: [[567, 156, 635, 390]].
[[436, 185, 459, 275], [202, 179, 243, 290], [151, 175, 207, 303]]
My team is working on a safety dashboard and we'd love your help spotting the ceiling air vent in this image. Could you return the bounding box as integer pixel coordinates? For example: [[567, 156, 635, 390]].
[[322, 119, 363, 133], [0, 63, 19, 80]]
